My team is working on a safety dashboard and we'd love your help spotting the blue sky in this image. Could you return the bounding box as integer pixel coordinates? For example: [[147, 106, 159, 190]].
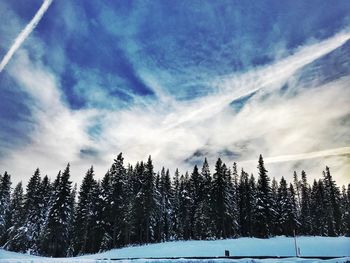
[[0, 0, 349, 185]]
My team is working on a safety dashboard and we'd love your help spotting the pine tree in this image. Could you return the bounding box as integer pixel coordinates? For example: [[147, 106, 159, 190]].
[[4, 182, 24, 251], [99, 171, 113, 251], [154, 171, 162, 243], [344, 184, 350, 236], [248, 174, 257, 236], [323, 167, 342, 236], [131, 156, 157, 244], [37, 175, 52, 250], [211, 159, 233, 238], [143, 156, 157, 243], [129, 161, 145, 244], [108, 153, 128, 248], [40, 164, 73, 257], [22, 168, 43, 254], [39, 176, 52, 219], [123, 164, 134, 245], [224, 165, 237, 237], [231, 163, 240, 237], [171, 169, 181, 239], [299, 170, 312, 235], [239, 169, 251, 236], [72, 166, 100, 255], [178, 172, 191, 239], [310, 179, 328, 235], [270, 177, 279, 235], [276, 177, 289, 235], [0, 171, 11, 245], [160, 168, 173, 241], [255, 155, 273, 238], [293, 171, 301, 218], [276, 178, 299, 236], [199, 158, 214, 239], [67, 183, 77, 257], [10, 182, 25, 228], [189, 165, 203, 239]]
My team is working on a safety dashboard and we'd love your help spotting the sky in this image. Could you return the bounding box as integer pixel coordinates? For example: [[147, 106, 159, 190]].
[[0, 0, 349, 186]]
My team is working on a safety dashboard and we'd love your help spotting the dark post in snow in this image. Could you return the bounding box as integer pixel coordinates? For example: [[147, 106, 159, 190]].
[[225, 250, 230, 257]]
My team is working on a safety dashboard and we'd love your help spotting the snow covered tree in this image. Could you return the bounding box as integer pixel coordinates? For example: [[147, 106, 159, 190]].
[[106, 153, 128, 248], [160, 168, 173, 241], [21, 168, 43, 254], [171, 168, 181, 239], [293, 171, 301, 217], [0, 171, 11, 245], [224, 165, 237, 237], [4, 182, 25, 251], [276, 177, 289, 235], [270, 177, 279, 235], [231, 163, 240, 236], [154, 172, 162, 243], [342, 184, 350, 236], [299, 170, 312, 235], [123, 164, 134, 245], [248, 174, 257, 236], [275, 178, 298, 236], [239, 169, 252, 236], [323, 167, 342, 236], [10, 182, 25, 226], [99, 170, 113, 251], [131, 156, 157, 244], [1, 154, 349, 256], [142, 156, 157, 243], [37, 175, 52, 236], [40, 164, 73, 257], [39, 175, 52, 213], [72, 166, 101, 255], [178, 172, 191, 239], [189, 165, 203, 239], [199, 158, 215, 239], [129, 161, 145, 244], [254, 155, 273, 238], [310, 179, 327, 235], [211, 159, 234, 238], [286, 184, 299, 235], [6, 170, 44, 253]]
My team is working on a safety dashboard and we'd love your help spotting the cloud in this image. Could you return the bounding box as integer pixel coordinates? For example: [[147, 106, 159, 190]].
[[240, 147, 350, 165], [162, 31, 350, 129], [0, 0, 53, 72], [93, 33, 350, 185], [0, 1, 349, 187]]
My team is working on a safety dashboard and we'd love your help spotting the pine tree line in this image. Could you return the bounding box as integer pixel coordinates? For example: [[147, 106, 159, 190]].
[[0, 154, 349, 257]]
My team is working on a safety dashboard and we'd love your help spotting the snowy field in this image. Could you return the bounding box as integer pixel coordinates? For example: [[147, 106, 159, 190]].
[[1, 236, 350, 263]]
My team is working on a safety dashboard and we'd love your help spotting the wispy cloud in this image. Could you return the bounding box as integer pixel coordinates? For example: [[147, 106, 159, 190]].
[[240, 147, 350, 165], [163, 31, 350, 130], [0, 0, 53, 72], [0, 1, 349, 186]]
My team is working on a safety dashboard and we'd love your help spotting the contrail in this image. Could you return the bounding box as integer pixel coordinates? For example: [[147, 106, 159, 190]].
[[0, 0, 53, 73], [239, 147, 350, 165]]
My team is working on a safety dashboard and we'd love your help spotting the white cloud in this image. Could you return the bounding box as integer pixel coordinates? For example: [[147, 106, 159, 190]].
[[0, 13, 349, 187]]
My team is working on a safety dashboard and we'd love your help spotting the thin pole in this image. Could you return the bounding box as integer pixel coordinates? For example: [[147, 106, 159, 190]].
[[293, 229, 298, 257]]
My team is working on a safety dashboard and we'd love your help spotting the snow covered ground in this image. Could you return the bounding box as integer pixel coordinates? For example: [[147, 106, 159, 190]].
[[1, 236, 350, 263]]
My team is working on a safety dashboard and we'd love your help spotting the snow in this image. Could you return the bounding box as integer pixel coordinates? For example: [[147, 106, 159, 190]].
[[1, 236, 349, 263], [86, 236, 350, 259]]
